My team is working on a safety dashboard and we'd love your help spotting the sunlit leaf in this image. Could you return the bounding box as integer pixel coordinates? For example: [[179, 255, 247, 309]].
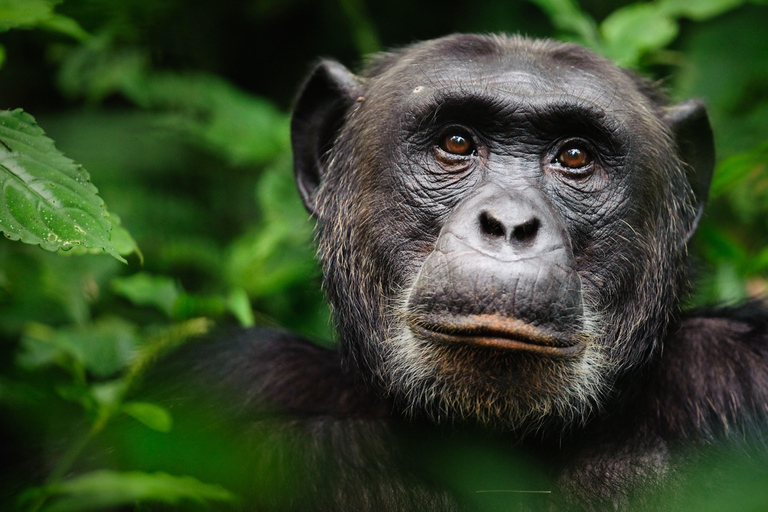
[[601, 4, 679, 66], [0, 109, 125, 261], [0, 0, 54, 32], [713, 263, 748, 303], [0, 0, 89, 41], [255, 158, 311, 224], [527, 0, 601, 49], [107, 222, 142, 262], [41, 470, 237, 511], [227, 287, 255, 327], [63, 213, 142, 262], [90, 380, 127, 408], [122, 401, 173, 432]]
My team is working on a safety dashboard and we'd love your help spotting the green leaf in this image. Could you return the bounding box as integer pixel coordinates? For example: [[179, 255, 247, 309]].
[[63, 213, 142, 261], [121, 401, 173, 432], [109, 222, 142, 263], [16, 323, 63, 371], [56, 39, 289, 164], [39, 13, 91, 42], [601, 3, 679, 66], [749, 245, 768, 273], [0, 0, 54, 32], [712, 263, 748, 303], [226, 287, 255, 327], [226, 163, 318, 297], [710, 140, 768, 198], [56, 35, 148, 103], [41, 470, 237, 511], [127, 73, 290, 165], [0, 109, 125, 261], [527, 0, 601, 49], [660, 0, 745, 20], [55, 382, 96, 412], [337, 0, 382, 55], [111, 273, 180, 317], [0, 0, 90, 40], [18, 317, 140, 378], [227, 224, 317, 297], [90, 379, 127, 408]]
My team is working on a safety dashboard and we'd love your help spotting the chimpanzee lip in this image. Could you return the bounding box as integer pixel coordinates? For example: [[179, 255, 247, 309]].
[[408, 313, 582, 356]]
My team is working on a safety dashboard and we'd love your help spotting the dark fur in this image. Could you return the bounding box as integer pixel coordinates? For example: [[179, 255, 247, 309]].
[[150, 35, 768, 511]]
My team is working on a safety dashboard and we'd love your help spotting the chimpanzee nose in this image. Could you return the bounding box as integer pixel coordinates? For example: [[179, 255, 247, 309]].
[[479, 209, 541, 246], [439, 183, 567, 260]]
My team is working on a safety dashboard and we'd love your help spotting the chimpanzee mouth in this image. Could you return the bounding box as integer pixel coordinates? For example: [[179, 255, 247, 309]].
[[408, 313, 582, 356]]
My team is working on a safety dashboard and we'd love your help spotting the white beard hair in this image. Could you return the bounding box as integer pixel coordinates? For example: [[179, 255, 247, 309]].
[[378, 286, 611, 435]]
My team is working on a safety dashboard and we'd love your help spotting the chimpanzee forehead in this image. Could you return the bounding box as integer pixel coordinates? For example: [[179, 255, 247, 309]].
[[389, 54, 624, 110], [362, 34, 648, 114]]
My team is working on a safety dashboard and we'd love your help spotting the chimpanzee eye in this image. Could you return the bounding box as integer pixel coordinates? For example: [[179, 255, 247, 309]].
[[556, 144, 592, 168], [438, 130, 476, 156]]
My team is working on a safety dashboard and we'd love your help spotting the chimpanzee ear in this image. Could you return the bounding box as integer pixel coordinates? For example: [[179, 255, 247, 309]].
[[662, 99, 715, 242], [291, 59, 361, 215]]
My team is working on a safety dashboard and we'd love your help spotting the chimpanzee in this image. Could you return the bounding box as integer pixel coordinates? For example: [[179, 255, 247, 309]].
[[153, 34, 768, 511]]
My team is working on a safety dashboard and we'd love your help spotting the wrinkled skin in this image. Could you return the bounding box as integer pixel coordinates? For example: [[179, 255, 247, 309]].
[[138, 35, 768, 512], [294, 35, 707, 432]]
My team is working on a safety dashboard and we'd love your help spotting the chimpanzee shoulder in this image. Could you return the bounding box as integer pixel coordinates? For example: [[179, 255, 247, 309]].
[[647, 301, 768, 441], [151, 327, 385, 419]]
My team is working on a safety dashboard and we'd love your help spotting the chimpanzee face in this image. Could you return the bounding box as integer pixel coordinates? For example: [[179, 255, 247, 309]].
[[291, 34, 713, 431]]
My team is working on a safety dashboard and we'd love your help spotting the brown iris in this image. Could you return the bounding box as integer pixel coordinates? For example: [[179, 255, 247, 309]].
[[556, 145, 592, 168], [440, 133, 474, 156]]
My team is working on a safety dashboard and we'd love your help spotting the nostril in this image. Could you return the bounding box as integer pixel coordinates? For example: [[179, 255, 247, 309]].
[[479, 211, 506, 239], [512, 218, 540, 244]]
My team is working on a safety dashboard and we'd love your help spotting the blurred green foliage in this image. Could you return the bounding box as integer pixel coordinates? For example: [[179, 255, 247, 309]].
[[0, 0, 767, 510]]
